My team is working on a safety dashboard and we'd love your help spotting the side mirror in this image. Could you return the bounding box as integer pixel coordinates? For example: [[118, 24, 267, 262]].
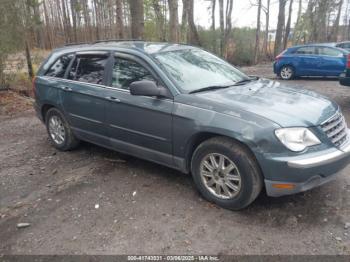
[[130, 80, 171, 98]]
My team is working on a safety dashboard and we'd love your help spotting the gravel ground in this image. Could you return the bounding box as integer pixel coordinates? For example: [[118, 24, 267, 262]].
[[0, 64, 350, 255]]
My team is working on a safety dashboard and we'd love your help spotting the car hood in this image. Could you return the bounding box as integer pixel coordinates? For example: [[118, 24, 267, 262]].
[[187, 78, 338, 127]]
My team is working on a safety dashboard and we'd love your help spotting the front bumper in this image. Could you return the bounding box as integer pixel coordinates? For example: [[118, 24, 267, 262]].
[[339, 72, 350, 87], [263, 138, 350, 197]]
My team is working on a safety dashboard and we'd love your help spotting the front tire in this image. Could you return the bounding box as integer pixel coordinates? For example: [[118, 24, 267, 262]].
[[191, 137, 263, 210], [279, 65, 295, 80], [45, 108, 79, 151]]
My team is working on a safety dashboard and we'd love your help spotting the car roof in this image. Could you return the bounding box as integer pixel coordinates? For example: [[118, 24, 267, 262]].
[[53, 40, 194, 56], [291, 43, 338, 49]]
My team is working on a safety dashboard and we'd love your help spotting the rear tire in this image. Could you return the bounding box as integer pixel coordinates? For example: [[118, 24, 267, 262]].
[[279, 65, 295, 80], [191, 137, 263, 210], [45, 108, 79, 151]]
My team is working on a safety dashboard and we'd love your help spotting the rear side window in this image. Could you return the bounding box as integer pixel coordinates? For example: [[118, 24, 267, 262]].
[[68, 55, 109, 84], [112, 57, 156, 90], [45, 54, 73, 78], [295, 47, 316, 55], [318, 47, 343, 57]]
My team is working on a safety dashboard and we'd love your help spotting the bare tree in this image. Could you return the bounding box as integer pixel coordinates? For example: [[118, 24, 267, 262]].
[[116, 0, 124, 38], [283, 0, 293, 49], [218, 0, 224, 56], [274, 0, 287, 57], [254, 0, 262, 64], [262, 0, 270, 57], [168, 0, 179, 42], [181, 0, 188, 42], [211, 0, 216, 51], [152, 0, 166, 41], [329, 0, 343, 41], [187, 0, 200, 45], [129, 0, 144, 39], [224, 0, 233, 44]]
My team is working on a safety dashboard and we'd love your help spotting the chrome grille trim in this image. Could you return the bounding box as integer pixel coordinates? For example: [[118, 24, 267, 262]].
[[320, 111, 348, 147]]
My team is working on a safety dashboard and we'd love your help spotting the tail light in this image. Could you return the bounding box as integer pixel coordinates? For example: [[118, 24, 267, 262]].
[[275, 50, 286, 61], [347, 54, 350, 68]]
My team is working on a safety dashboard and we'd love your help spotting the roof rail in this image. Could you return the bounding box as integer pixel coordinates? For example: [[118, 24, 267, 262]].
[[93, 39, 145, 44], [64, 42, 90, 47]]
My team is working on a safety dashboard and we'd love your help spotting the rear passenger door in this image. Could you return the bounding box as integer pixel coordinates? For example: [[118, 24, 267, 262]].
[[104, 53, 174, 165], [294, 46, 321, 76], [60, 52, 111, 142]]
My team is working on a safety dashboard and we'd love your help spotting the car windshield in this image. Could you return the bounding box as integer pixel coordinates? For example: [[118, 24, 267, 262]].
[[152, 48, 249, 93]]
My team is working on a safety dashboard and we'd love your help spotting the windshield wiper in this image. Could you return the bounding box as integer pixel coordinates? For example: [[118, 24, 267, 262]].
[[189, 84, 233, 94], [232, 76, 259, 86]]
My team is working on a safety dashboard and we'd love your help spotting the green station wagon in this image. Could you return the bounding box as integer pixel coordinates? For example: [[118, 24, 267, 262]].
[[33, 41, 350, 210]]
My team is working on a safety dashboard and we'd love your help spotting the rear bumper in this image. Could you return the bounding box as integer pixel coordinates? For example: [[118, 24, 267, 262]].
[[273, 62, 278, 74], [34, 102, 43, 122], [264, 137, 350, 197]]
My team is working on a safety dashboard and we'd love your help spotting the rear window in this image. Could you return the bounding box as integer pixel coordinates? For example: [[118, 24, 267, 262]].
[[295, 47, 316, 55], [68, 55, 109, 84], [45, 54, 74, 78]]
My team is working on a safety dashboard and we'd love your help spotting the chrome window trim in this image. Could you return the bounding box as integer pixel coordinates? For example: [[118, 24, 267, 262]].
[[38, 76, 173, 101]]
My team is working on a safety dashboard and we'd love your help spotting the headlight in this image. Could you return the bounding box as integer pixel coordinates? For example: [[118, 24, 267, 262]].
[[275, 127, 321, 152]]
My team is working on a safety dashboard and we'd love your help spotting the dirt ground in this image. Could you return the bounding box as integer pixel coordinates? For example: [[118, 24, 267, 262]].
[[0, 64, 350, 255]]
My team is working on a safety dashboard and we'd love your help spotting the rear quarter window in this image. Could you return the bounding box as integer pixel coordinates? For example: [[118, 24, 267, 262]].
[[45, 54, 74, 78]]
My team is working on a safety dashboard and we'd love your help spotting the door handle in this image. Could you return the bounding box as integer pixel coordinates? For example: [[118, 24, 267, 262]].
[[106, 96, 121, 103], [61, 86, 73, 91]]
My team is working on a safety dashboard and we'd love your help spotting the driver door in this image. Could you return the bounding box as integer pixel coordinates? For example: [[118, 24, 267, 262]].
[[104, 53, 174, 165]]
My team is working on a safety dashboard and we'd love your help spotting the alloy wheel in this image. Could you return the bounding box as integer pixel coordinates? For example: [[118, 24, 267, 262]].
[[199, 153, 241, 199], [280, 67, 293, 80], [48, 115, 66, 145]]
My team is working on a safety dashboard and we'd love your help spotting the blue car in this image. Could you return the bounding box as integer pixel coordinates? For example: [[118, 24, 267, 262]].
[[273, 44, 349, 80]]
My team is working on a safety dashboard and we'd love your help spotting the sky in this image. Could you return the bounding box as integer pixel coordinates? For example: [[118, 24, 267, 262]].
[[191, 0, 301, 30]]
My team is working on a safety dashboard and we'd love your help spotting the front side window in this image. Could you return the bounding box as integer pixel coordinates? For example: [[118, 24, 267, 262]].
[[68, 55, 109, 84], [152, 48, 248, 93], [295, 47, 316, 55], [318, 47, 343, 57], [112, 57, 156, 90], [45, 54, 73, 78]]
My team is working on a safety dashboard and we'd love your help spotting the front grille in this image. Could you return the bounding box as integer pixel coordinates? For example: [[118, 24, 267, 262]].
[[320, 111, 348, 147]]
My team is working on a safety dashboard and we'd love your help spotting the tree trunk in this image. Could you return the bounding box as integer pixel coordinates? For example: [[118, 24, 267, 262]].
[[152, 0, 166, 41], [43, 0, 53, 48], [262, 0, 270, 57], [61, 0, 72, 43], [254, 0, 262, 64], [330, 0, 343, 41], [116, 0, 124, 38], [129, 0, 144, 39], [71, 0, 78, 42], [181, 0, 188, 42], [211, 0, 216, 52], [218, 0, 224, 56], [274, 0, 286, 57], [187, 0, 200, 45], [168, 0, 179, 42], [25, 40, 34, 80], [292, 0, 302, 44], [283, 0, 293, 49]]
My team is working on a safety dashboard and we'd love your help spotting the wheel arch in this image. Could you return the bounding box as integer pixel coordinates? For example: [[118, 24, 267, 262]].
[[184, 132, 262, 175], [41, 104, 55, 122]]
